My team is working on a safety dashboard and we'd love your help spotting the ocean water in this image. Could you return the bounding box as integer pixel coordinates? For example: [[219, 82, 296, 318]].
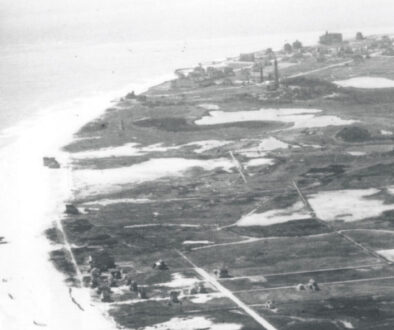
[[1, 26, 394, 330], [2, 26, 394, 147], [0, 33, 325, 141]]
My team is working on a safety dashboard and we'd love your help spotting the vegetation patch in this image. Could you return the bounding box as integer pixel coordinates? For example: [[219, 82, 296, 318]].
[[229, 219, 329, 237], [336, 126, 371, 142], [49, 248, 76, 277]]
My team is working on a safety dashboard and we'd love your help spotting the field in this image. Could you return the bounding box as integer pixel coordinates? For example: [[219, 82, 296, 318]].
[[55, 52, 394, 329]]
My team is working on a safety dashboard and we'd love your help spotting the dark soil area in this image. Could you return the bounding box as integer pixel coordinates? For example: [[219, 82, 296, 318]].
[[336, 126, 371, 142], [49, 248, 76, 277]]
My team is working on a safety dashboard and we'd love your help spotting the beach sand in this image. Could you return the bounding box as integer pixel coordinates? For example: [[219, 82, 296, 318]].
[[0, 76, 172, 329]]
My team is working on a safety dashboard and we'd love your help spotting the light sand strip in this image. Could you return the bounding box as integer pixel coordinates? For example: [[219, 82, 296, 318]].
[[234, 275, 394, 293]]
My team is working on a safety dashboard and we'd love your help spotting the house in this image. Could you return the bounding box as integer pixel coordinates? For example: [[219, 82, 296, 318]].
[[171, 77, 197, 89], [319, 31, 343, 45], [239, 53, 255, 62], [129, 280, 139, 292], [153, 259, 169, 270], [214, 267, 230, 278]]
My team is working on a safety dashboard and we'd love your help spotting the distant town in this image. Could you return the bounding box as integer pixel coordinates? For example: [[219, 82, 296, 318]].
[[171, 31, 394, 94]]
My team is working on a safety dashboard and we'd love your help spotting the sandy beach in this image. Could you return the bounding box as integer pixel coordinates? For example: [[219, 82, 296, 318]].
[[0, 76, 172, 329]]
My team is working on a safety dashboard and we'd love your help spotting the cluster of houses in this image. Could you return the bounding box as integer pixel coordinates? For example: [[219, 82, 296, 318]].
[[171, 64, 235, 89], [315, 31, 394, 61], [169, 31, 394, 94]]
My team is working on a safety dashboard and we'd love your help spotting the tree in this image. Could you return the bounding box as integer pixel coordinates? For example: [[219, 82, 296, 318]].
[[252, 63, 264, 83], [356, 32, 364, 41], [240, 68, 251, 84], [223, 66, 235, 76], [292, 40, 303, 50], [284, 43, 293, 53]]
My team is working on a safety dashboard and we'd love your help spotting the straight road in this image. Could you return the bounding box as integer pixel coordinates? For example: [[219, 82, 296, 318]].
[[176, 250, 278, 330]]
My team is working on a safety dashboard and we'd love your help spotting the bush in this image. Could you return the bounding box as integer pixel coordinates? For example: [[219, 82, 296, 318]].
[[90, 250, 116, 271], [336, 126, 371, 142]]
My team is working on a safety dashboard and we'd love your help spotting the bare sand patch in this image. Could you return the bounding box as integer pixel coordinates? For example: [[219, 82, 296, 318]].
[[381, 130, 393, 136], [195, 108, 355, 129], [198, 103, 220, 110], [245, 158, 274, 168], [376, 249, 394, 262], [347, 151, 367, 156], [73, 140, 231, 159], [143, 316, 242, 330], [334, 77, 394, 89], [157, 273, 200, 288], [238, 137, 289, 158], [83, 198, 152, 206], [308, 189, 394, 222], [184, 140, 231, 153], [73, 157, 234, 196], [189, 293, 225, 304], [236, 201, 310, 226], [183, 240, 213, 245], [72, 142, 178, 159]]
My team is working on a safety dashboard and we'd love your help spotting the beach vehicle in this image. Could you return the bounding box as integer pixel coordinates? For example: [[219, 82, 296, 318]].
[[43, 156, 60, 169]]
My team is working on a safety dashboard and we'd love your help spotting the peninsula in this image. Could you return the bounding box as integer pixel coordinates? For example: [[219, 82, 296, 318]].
[[49, 31, 394, 330]]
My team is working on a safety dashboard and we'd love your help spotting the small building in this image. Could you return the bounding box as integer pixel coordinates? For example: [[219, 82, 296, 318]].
[[90, 267, 101, 288], [169, 291, 181, 304], [129, 280, 138, 292], [239, 53, 255, 62], [306, 279, 320, 291], [171, 77, 197, 90], [43, 157, 60, 169], [319, 31, 343, 45], [214, 267, 230, 278], [152, 259, 168, 270], [138, 288, 148, 299], [188, 283, 207, 295], [100, 286, 113, 302]]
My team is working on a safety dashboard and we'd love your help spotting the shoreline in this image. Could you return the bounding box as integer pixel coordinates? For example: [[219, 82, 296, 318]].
[[2, 29, 394, 329], [0, 74, 175, 329]]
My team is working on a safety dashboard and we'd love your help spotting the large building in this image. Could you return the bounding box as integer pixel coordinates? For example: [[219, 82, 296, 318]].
[[319, 31, 343, 45]]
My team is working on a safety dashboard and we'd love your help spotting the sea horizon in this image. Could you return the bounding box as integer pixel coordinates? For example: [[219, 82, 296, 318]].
[[2, 25, 394, 147]]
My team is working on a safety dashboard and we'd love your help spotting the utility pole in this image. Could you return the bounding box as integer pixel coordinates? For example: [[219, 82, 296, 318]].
[[274, 57, 279, 89], [259, 63, 264, 83]]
